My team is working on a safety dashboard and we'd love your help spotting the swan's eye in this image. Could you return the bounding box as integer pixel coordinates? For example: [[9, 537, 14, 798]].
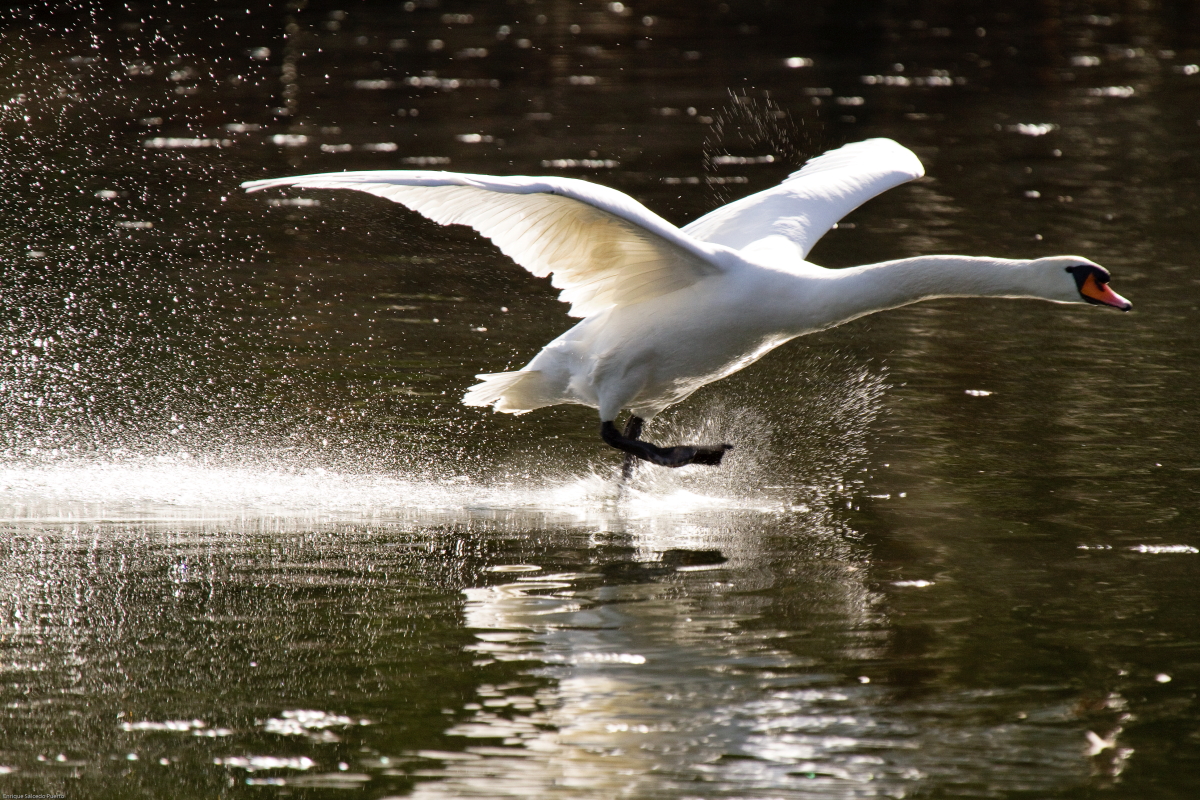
[[1065, 264, 1110, 286]]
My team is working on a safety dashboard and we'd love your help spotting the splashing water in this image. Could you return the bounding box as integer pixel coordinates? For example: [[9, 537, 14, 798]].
[[700, 91, 814, 208], [0, 8, 895, 532], [0, 352, 888, 526]]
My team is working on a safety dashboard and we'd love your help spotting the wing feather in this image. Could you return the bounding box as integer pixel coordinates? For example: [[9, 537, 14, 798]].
[[682, 138, 924, 263], [243, 172, 723, 318]]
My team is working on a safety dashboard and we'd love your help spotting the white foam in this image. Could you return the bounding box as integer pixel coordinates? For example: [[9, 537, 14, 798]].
[[0, 459, 791, 524]]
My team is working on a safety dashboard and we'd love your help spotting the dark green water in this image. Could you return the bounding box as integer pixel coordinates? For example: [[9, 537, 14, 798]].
[[1, 1, 1199, 797]]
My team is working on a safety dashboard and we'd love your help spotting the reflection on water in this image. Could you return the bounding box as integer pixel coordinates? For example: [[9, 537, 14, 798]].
[[0, 497, 1146, 798], [446, 556, 1098, 798], [2, 0, 1200, 798]]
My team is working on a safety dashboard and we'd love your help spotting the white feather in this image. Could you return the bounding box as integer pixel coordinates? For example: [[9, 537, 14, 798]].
[[682, 138, 925, 263], [243, 171, 722, 318]]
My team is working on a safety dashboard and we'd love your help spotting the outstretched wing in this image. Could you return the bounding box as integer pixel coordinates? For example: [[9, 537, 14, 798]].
[[242, 171, 723, 318], [682, 138, 925, 264]]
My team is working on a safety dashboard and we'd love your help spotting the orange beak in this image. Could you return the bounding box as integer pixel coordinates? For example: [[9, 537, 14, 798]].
[[1081, 273, 1132, 311]]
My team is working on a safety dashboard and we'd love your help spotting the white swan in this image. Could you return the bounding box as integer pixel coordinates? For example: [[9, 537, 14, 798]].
[[243, 138, 1131, 469]]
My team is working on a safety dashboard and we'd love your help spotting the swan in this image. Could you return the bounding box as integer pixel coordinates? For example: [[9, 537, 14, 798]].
[[243, 138, 1131, 470]]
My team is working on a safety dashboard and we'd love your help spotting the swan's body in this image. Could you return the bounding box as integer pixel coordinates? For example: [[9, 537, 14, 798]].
[[244, 138, 1130, 468]]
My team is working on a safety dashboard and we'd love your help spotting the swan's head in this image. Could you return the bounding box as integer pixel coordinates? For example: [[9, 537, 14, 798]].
[[1036, 256, 1132, 311]]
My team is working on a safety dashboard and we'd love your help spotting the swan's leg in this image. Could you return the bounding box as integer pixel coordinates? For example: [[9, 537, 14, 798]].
[[601, 418, 732, 468], [620, 415, 644, 481]]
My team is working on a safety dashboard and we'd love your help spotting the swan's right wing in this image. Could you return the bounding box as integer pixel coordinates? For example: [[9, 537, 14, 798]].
[[682, 138, 924, 263], [243, 172, 724, 318]]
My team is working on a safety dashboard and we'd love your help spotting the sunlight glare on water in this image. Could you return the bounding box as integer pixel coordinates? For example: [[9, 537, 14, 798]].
[[0, 389, 837, 523]]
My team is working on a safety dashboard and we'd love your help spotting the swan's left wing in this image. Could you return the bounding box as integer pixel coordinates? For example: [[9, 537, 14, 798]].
[[242, 171, 723, 318], [682, 138, 924, 263]]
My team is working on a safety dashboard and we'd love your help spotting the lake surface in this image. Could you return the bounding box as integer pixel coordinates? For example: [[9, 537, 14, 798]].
[[2, 1, 1199, 797]]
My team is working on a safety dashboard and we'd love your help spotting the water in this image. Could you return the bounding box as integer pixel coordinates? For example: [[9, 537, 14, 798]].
[[2, 1, 1200, 797]]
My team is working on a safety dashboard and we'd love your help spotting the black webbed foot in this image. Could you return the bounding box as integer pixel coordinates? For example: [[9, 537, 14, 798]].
[[602, 418, 733, 470], [685, 444, 733, 466]]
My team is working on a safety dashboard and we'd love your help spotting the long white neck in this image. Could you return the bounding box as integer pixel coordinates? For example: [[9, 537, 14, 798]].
[[805, 255, 1058, 329]]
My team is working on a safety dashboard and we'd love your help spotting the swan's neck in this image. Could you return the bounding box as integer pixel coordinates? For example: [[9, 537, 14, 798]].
[[817, 255, 1050, 325]]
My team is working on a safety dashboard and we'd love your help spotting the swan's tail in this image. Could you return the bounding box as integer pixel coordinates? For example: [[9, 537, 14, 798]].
[[463, 370, 552, 415]]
